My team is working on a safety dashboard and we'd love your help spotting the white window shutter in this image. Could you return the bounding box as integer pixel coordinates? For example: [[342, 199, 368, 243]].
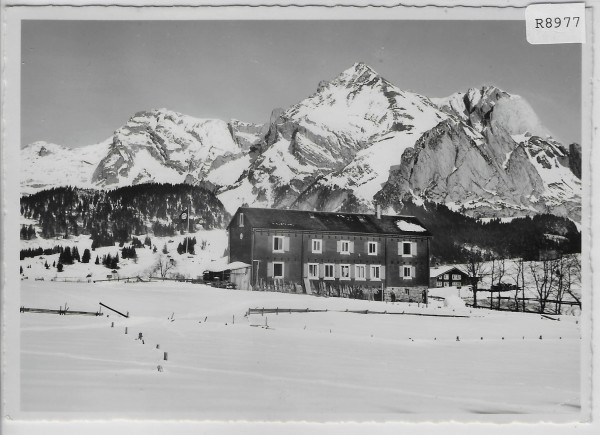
[[350, 264, 355, 279], [318, 264, 324, 278], [398, 241, 402, 256], [366, 265, 371, 280], [270, 235, 274, 251], [284, 236, 290, 252], [337, 240, 342, 252], [349, 241, 354, 253], [267, 262, 273, 278], [380, 265, 386, 280], [334, 264, 340, 278], [399, 266, 403, 278], [303, 263, 308, 278], [365, 241, 369, 253], [411, 266, 416, 278], [412, 242, 417, 256]]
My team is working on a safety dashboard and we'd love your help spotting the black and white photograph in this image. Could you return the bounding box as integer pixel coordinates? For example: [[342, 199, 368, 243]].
[[1, 1, 597, 432]]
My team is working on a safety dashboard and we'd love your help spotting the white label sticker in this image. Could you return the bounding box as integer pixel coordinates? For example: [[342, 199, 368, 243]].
[[526, 3, 585, 44]]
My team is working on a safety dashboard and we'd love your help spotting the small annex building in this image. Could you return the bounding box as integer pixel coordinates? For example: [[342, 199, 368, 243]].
[[227, 207, 432, 302], [429, 265, 471, 288]]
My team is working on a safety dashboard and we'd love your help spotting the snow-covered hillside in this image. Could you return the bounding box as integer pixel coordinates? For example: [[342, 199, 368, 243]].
[[21, 140, 111, 195], [21, 63, 581, 221]]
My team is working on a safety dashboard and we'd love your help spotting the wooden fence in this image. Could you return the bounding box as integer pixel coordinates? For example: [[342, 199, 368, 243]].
[[246, 307, 469, 318], [20, 306, 102, 316], [93, 276, 148, 283]]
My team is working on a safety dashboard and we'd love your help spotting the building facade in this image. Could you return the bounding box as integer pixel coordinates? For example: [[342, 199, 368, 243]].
[[429, 266, 470, 288], [228, 207, 432, 302]]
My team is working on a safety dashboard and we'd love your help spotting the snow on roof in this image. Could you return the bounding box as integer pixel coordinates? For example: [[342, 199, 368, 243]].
[[205, 261, 251, 272], [230, 207, 431, 236], [430, 265, 466, 278], [395, 219, 426, 232]]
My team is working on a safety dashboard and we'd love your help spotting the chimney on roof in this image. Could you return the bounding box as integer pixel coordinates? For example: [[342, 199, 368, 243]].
[[376, 204, 381, 219]]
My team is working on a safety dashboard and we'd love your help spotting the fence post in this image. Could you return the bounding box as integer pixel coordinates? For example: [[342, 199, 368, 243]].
[[125, 327, 128, 334], [164, 352, 168, 361]]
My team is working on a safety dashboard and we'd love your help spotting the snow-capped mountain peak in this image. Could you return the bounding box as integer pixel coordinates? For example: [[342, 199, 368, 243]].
[[432, 85, 552, 139], [21, 63, 580, 222]]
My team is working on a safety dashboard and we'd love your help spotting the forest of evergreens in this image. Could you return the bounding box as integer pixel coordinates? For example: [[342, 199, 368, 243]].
[[393, 199, 580, 263], [20, 183, 230, 248]]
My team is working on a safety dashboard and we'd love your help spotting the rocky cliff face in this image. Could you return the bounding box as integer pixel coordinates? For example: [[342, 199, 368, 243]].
[[374, 118, 580, 220], [90, 109, 264, 189], [21, 63, 581, 221], [219, 62, 448, 211]]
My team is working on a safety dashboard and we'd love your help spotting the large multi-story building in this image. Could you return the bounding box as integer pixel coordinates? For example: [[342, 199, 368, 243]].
[[227, 207, 432, 302]]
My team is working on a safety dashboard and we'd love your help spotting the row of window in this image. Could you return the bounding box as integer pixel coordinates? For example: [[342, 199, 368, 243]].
[[437, 274, 463, 281], [268, 262, 416, 280], [436, 281, 463, 287], [273, 236, 417, 257]]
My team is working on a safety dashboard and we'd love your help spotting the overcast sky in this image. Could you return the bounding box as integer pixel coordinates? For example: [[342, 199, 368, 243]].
[[21, 20, 581, 147]]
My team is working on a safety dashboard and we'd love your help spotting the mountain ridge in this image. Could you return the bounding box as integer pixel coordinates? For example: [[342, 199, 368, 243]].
[[21, 62, 581, 221]]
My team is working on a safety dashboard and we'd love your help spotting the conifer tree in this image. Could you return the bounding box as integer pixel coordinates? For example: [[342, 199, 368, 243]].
[[82, 249, 91, 264], [72, 246, 81, 262]]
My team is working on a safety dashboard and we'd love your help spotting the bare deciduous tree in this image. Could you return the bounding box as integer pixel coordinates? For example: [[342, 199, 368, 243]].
[[510, 258, 525, 312], [562, 255, 582, 311], [465, 251, 488, 308], [529, 259, 556, 314], [155, 256, 175, 278]]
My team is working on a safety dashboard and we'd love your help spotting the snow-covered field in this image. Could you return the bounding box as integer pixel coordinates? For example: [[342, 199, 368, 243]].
[[19, 229, 229, 282], [20, 280, 581, 419]]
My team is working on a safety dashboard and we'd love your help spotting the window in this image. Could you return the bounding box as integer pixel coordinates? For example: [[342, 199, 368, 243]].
[[402, 265, 413, 279], [324, 264, 334, 280], [312, 239, 322, 254], [239, 213, 244, 227], [452, 274, 461, 280], [340, 264, 350, 280], [370, 265, 381, 280], [355, 264, 366, 281], [308, 263, 319, 279], [436, 281, 443, 287], [443, 274, 449, 280], [368, 241, 378, 255], [402, 241, 413, 257], [273, 236, 284, 252], [443, 282, 450, 287], [339, 240, 352, 255], [405, 288, 410, 295], [273, 262, 284, 279]]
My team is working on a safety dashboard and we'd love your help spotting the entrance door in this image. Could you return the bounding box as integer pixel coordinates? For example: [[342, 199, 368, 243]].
[[252, 260, 260, 286]]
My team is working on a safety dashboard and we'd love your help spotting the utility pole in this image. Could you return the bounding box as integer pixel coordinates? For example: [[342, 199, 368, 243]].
[[186, 197, 191, 254]]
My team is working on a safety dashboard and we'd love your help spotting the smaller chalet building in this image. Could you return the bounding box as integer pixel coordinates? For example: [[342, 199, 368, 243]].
[[227, 207, 432, 302], [429, 266, 470, 288]]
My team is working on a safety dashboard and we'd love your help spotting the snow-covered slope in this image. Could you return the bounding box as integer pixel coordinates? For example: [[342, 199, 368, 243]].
[[91, 109, 263, 189], [21, 141, 111, 195]]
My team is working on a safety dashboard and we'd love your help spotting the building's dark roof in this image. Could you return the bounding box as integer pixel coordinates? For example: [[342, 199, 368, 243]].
[[229, 207, 431, 236]]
